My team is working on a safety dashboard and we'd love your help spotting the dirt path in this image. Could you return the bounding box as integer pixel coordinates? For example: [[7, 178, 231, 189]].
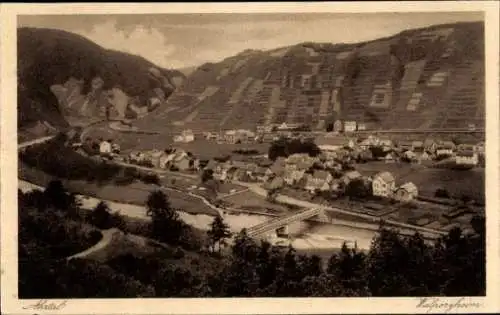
[[66, 229, 119, 261], [18, 135, 55, 149]]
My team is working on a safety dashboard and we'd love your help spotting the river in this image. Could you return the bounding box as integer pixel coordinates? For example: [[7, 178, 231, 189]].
[[19, 180, 376, 253]]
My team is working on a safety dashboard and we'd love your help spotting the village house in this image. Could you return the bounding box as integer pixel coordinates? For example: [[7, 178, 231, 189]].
[[475, 141, 485, 154], [358, 138, 372, 151], [128, 151, 146, 164], [149, 149, 165, 168], [203, 131, 219, 141], [159, 152, 173, 169], [192, 158, 201, 171], [99, 139, 112, 156], [252, 166, 268, 181], [71, 142, 83, 150], [276, 122, 302, 131], [204, 159, 219, 172], [256, 125, 274, 133], [329, 179, 341, 192], [263, 175, 285, 192], [384, 152, 396, 163], [358, 135, 379, 150], [455, 150, 479, 166], [419, 151, 431, 161], [174, 154, 192, 171], [457, 143, 476, 152], [333, 119, 343, 132], [403, 150, 418, 162], [411, 141, 424, 153], [436, 141, 456, 157], [234, 167, 255, 182], [258, 133, 276, 143], [397, 140, 413, 152], [323, 158, 340, 170], [340, 170, 362, 187], [223, 130, 238, 144], [423, 139, 438, 154], [304, 170, 333, 193], [284, 169, 306, 186], [285, 154, 316, 172], [372, 171, 396, 198], [174, 129, 195, 143], [222, 161, 250, 182], [394, 182, 419, 202], [343, 121, 357, 133], [265, 157, 286, 180], [221, 166, 239, 182], [213, 165, 227, 181], [111, 143, 121, 154], [378, 138, 394, 152], [316, 136, 353, 152]]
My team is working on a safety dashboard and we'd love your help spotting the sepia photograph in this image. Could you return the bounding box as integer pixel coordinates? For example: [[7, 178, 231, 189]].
[[1, 2, 499, 314]]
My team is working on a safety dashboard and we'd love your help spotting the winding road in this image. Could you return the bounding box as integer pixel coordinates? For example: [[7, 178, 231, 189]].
[[66, 228, 118, 261]]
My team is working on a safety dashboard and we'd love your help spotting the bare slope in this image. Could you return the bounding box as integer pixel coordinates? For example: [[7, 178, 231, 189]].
[[17, 27, 186, 130]]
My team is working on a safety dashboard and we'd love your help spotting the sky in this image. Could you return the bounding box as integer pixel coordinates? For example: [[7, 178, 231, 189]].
[[18, 12, 483, 70]]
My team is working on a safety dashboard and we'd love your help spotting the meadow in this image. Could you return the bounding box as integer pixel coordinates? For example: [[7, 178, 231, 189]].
[[355, 161, 485, 203]]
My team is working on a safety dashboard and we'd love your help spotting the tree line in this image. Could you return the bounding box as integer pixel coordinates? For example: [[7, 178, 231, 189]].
[[19, 180, 485, 298], [268, 137, 321, 161], [20, 133, 160, 186]]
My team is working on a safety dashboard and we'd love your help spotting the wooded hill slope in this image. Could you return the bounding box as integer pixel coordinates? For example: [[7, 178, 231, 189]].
[[18, 27, 185, 131]]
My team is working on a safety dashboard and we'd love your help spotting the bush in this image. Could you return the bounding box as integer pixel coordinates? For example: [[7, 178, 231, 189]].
[[232, 149, 260, 155], [19, 137, 122, 183], [137, 160, 154, 168], [214, 155, 231, 163], [345, 179, 372, 200], [268, 138, 321, 161], [201, 169, 214, 183], [141, 174, 160, 186], [88, 230, 103, 244], [173, 247, 185, 259], [114, 175, 136, 186], [435, 188, 450, 199]]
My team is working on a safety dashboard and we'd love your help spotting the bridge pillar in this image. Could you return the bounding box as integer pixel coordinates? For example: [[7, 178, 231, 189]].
[[315, 209, 330, 223], [276, 226, 289, 238]]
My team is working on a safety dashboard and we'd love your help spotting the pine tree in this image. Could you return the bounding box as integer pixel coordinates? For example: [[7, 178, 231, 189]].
[[90, 201, 112, 229], [146, 190, 183, 244], [207, 215, 232, 253]]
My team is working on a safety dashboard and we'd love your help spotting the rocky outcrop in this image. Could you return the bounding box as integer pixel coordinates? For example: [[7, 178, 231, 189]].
[[17, 27, 185, 130]]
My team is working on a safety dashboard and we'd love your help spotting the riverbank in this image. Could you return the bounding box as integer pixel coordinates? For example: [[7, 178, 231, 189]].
[[19, 179, 375, 251]]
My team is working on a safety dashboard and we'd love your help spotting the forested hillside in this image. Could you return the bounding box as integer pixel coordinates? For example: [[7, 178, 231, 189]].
[[17, 27, 185, 130]]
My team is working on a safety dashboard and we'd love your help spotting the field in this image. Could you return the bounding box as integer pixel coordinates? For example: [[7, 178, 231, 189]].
[[355, 161, 485, 203], [222, 190, 295, 214], [19, 163, 218, 216], [85, 125, 269, 160], [160, 172, 247, 195]]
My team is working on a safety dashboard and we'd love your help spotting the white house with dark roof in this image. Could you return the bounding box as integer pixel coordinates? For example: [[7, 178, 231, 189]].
[[436, 141, 456, 156], [455, 150, 478, 166], [99, 140, 112, 155], [394, 182, 418, 202], [305, 170, 333, 193], [372, 171, 396, 197], [384, 152, 396, 163]]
